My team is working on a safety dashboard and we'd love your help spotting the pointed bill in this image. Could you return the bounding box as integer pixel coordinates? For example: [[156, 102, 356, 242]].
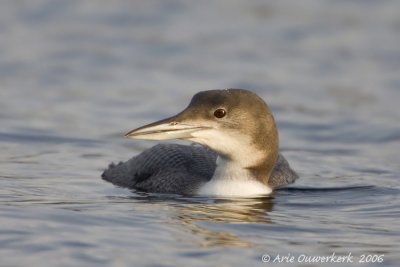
[[125, 117, 210, 141]]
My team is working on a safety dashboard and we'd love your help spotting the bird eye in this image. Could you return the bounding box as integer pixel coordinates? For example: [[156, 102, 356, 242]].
[[214, 108, 226, 118]]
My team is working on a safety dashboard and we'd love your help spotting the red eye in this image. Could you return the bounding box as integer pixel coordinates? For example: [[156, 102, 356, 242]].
[[214, 108, 226, 118]]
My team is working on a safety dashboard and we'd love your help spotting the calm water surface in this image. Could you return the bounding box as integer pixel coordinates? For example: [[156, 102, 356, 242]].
[[0, 1, 399, 266]]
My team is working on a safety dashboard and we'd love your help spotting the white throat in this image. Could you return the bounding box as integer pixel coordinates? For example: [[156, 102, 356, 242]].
[[196, 157, 272, 197]]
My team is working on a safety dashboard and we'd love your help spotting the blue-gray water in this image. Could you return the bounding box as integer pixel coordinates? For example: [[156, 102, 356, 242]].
[[1, 1, 399, 266]]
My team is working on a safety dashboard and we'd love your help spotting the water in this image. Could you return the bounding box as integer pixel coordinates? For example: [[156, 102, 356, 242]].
[[1, 0, 399, 266]]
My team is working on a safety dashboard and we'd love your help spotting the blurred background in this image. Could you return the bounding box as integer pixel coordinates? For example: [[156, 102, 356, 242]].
[[0, 0, 399, 266]]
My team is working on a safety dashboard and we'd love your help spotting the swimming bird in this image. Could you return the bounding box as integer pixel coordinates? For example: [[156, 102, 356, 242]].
[[102, 89, 298, 197]]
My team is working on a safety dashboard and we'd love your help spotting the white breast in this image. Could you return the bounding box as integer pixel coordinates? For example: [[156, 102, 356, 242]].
[[197, 179, 272, 197], [196, 157, 272, 197]]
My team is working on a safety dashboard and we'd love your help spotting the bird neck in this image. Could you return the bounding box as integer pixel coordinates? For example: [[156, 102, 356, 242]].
[[212, 156, 254, 181], [212, 149, 278, 185], [197, 156, 273, 196]]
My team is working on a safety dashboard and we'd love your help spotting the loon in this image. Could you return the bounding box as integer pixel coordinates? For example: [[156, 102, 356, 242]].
[[102, 89, 298, 197]]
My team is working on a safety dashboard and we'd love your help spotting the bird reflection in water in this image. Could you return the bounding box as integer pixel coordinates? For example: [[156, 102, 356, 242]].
[[130, 194, 274, 248], [174, 197, 274, 248]]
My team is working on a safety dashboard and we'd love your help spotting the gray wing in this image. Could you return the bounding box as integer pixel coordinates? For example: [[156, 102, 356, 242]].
[[102, 144, 217, 194], [268, 154, 299, 188], [102, 144, 298, 194]]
